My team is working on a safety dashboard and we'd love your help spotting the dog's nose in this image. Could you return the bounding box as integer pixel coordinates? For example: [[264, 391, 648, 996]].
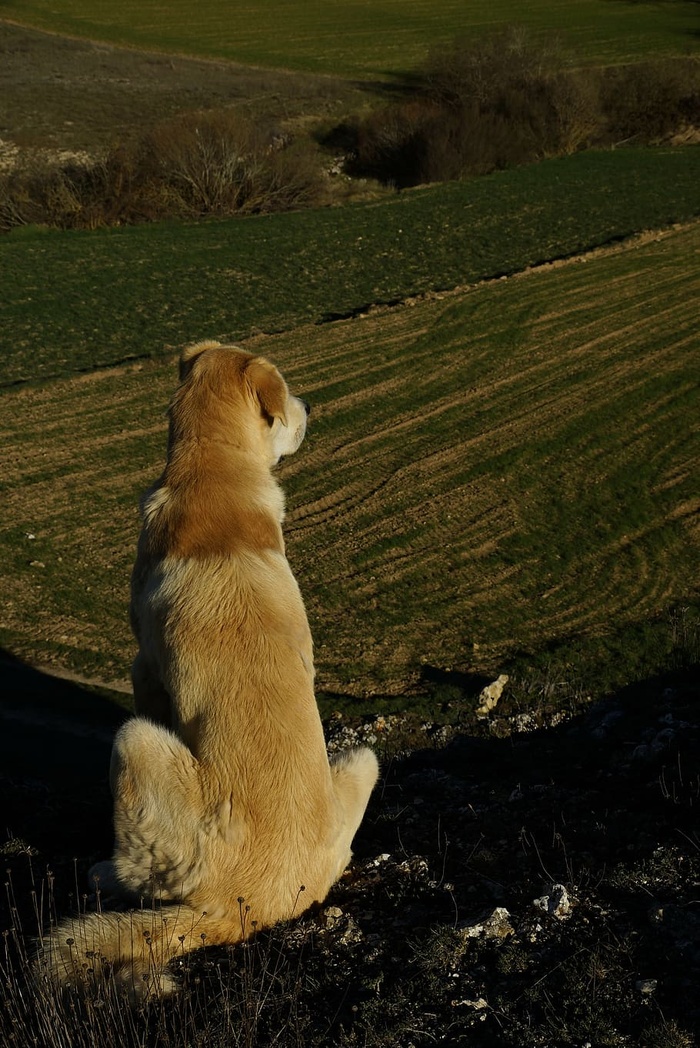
[[303, 400, 311, 416]]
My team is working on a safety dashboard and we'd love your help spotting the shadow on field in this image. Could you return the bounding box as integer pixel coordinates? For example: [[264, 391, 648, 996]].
[[419, 663, 494, 697], [393, 665, 700, 840], [0, 650, 128, 864]]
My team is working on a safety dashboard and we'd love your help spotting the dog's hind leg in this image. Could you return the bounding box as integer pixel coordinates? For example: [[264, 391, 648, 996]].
[[329, 747, 379, 880], [96, 718, 208, 902]]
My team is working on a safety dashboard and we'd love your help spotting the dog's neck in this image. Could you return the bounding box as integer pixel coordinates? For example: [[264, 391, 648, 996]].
[[143, 441, 286, 559]]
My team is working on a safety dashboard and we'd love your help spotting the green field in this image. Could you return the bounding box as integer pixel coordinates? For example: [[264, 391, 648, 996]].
[[1, 4, 699, 709], [1, 7, 699, 1043], [3, 0, 699, 74], [3, 147, 700, 387], [2, 221, 698, 701]]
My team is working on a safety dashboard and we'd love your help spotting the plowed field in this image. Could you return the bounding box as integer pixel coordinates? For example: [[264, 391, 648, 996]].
[[1, 224, 698, 697]]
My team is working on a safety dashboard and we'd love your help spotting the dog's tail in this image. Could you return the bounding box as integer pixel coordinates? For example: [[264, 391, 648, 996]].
[[37, 904, 228, 1001]]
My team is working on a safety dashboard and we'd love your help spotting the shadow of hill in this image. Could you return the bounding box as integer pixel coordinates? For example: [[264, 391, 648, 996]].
[[302, 665, 700, 1043], [0, 649, 130, 864], [360, 662, 699, 915], [1, 646, 697, 1042], [175, 664, 699, 1045]]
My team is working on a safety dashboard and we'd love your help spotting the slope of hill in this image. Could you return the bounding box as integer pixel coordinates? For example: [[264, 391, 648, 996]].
[[3, 147, 700, 387], [3, 0, 699, 73], [2, 222, 698, 702]]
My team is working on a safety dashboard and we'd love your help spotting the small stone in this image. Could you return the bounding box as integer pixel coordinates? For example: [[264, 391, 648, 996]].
[[459, 907, 514, 940], [476, 674, 509, 717], [452, 996, 489, 1010], [649, 906, 664, 926], [320, 906, 343, 927], [533, 884, 573, 919], [635, 979, 657, 995], [650, 729, 677, 753], [513, 712, 537, 732]]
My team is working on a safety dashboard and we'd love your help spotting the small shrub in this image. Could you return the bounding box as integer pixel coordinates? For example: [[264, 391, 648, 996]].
[[0, 158, 108, 231], [600, 58, 700, 143], [641, 1019, 695, 1048], [350, 28, 600, 187], [0, 109, 327, 232]]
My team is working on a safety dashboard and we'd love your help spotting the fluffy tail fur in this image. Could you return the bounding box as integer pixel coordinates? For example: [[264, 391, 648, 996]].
[[37, 904, 225, 1000]]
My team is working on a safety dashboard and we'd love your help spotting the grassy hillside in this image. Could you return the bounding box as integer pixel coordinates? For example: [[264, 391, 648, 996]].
[[2, 223, 698, 701], [3, 147, 700, 387], [3, 0, 699, 74]]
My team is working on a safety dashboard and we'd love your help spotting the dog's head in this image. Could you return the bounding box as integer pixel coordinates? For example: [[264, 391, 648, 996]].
[[173, 341, 309, 466]]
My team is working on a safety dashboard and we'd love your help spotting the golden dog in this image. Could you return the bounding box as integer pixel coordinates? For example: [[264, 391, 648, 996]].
[[44, 342, 378, 997]]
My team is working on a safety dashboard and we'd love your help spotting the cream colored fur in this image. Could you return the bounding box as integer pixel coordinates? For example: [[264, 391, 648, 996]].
[[41, 342, 378, 998]]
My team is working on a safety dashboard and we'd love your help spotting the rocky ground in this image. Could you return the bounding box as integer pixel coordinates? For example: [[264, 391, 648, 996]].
[[1, 656, 698, 1046]]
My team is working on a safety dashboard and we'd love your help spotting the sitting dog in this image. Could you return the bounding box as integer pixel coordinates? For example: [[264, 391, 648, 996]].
[[44, 341, 378, 997]]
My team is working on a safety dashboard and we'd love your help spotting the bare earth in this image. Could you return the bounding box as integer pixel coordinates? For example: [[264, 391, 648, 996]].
[[0, 20, 361, 157]]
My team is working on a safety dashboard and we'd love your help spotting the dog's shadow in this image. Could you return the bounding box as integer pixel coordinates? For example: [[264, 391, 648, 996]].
[[0, 649, 129, 866]]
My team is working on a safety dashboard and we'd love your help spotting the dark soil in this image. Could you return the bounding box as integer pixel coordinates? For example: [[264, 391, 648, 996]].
[[1, 654, 698, 1046]]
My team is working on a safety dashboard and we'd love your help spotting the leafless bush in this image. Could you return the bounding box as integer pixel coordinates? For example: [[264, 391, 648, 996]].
[[350, 29, 599, 186], [349, 30, 700, 187], [138, 110, 269, 214], [0, 158, 106, 231], [600, 58, 700, 143], [108, 109, 327, 222], [0, 109, 327, 231], [422, 26, 561, 111]]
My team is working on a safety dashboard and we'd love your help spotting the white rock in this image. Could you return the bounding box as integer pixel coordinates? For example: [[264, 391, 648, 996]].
[[452, 997, 489, 1010], [320, 906, 343, 927], [459, 907, 514, 940], [533, 884, 573, 919], [476, 674, 509, 717]]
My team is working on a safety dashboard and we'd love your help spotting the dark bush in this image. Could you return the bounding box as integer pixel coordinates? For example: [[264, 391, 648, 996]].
[[0, 109, 327, 231], [600, 58, 700, 143], [348, 30, 699, 188], [350, 29, 600, 186], [352, 101, 438, 186]]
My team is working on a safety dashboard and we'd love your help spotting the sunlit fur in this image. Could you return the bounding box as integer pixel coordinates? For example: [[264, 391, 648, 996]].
[[41, 342, 378, 999]]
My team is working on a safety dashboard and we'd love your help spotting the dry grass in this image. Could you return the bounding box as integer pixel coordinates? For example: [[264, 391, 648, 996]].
[[0, 22, 364, 157]]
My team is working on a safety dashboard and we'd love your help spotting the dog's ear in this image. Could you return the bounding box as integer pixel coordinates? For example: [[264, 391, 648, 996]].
[[246, 357, 288, 426], [179, 340, 221, 381]]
